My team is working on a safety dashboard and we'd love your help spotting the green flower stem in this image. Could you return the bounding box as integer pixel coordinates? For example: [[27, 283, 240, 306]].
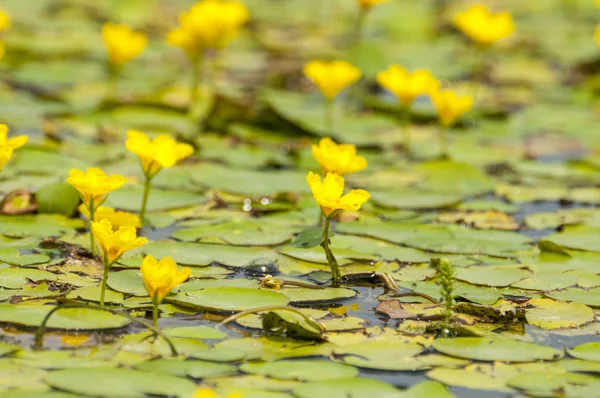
[[106, 63, 120, 101], [353, 7, 369, 46], [34, 301, 178, 356], [440, 124, 450, 159], [99, 256, 110, 307], [401, 103, 412, 153], [139, 174, 153, 227], [152, 292, 159, 329], [189, 52, 204, 106], [325, 97, 335, 136], [321, 215, 341, 287]]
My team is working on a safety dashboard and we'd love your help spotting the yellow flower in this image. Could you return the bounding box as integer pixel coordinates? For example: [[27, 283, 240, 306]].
[[454, 4, 515, 46], [304, 60, 362, 100], [306, 172, 370, 217], [357, 0, 389, 9], [193, 388, 243, 398], [66, 168, 126, 208], [79, 205, 141, 230], [596, 26, 600, 48], [91, 219, 147, 266], [430, 89, 473, 127], [167, 0, 249, 53], [376, 65, 440, 105], [141, 255, 191, 302], [0, 8, 11, 32], [0, 147, 13, 171], [0, 40, 4, 59], [125, 130, 194, 178], [312, 138, 367, 175], [0, 124, 28, 150], [102, 22, 147, 66]]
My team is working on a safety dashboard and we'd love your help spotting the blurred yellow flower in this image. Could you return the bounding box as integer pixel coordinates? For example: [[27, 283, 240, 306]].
[[102, 22, 147, 66], [66, 168, 126, 209], [454, 4, 514, 46], [126, 130, 194, 178], [0, 8, 10, 32], [0, 41, 4, 59], [430, 89, 473, 127], [596, 26, 600, 47], [312, 138, 367, 175], [0, 147, 13, 171], [193, 388, 243, 398], [91, 219, 147, 266], [141, 255, 191, 302], [167, 0, 249, 53], [79, 205, 141, 230], [0, 124, 28, 150], [304, 60, 362, 100], [306, 172, 370, 217], [376, 65, 440, 105], [357, 0, 389, 9]]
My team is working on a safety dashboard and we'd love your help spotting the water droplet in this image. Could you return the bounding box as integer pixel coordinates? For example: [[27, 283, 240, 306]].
[[243, 204, 252, 211], [260, 197, 270, 205]]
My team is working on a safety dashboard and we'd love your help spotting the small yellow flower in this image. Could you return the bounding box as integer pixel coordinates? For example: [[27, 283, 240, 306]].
[[125, 130, 194, 178], [79, 205, 141, 230], [454, 4, 515, 46], [304, 60, 362, 100], [357, 0, 389, 9], [0, 8, 10, 32], [102, 22, 147, 66], [193, 388, 243, 398], [430, 89, 473, 127], [376, 65, 440, 105], [312, 138, 367, 175], [66, 168, 126, 209], [0, 147, 13, 171], [0, 124, 28, 150], [595, 26, 600, 47], [91, 219, 147, 266], [0, 41, 4, 59], [167, 0, 249, 53], [306, 172, 370, 217], [141, 255, 191, 302]]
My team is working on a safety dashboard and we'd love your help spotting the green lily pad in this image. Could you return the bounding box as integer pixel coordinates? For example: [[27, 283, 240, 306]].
[[567, 342, 600, 363], [167, 287, 290, 312], [525, 298, 594, 330], [135, 359, 236, 378], [107, 270, 147, 296], [455, 266, 531, 287], [293, 377, 401, 398], [241, 360, 358, 381], [0, 268, 57, 289], [432, 338, 564, 362]]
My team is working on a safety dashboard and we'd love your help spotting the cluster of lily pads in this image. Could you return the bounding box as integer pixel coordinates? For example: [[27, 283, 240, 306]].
[[0, 0, 599, 397]]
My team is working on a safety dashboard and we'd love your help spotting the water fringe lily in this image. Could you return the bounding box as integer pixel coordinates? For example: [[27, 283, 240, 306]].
[[67, 168, 126, 255], [102, 23, 147, 98], [596, 26, 600, 47], [92, 219, 147, 306], [430, 89, 473, 159], [307, 172, 370, 285], [377, 65, 439, 152], [454, 4, 515, 46], [304, 60, 362, 134], [79, 205, 141, 230], [0, 124, 27, 173], [141, 255, 191, 328], [167, 0, 249, 104], [312, 138, 367, 175], [0, 8, 9, 59], [125, 130, 194, 226], [0, 148, 13, 172]]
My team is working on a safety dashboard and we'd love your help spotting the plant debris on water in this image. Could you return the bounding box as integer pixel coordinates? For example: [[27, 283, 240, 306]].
[[0, 0, 599, 397]]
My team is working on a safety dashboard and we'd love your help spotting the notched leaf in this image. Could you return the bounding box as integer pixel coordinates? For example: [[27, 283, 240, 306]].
[[291, 226, 325, 249]]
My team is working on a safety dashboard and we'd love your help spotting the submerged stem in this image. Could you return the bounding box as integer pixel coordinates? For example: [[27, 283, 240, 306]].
[[34, 302, 178, 356], [321, 216, 341, 286]]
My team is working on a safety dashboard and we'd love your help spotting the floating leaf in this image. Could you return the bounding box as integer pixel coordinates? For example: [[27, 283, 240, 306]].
[[432, 338, 564, 362]]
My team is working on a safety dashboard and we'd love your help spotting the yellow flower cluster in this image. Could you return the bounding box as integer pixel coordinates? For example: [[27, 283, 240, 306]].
[[102, 22, 147, 66], [79, 205, 141, 230], [141, 255, 191, 302], [125, 130, 194, 178], [0, 124, 28, 171], [304, 60, 362, 100], [454, 4, 514, 46], [67, 168, 125, 211], [167, 0, 249, 55]]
